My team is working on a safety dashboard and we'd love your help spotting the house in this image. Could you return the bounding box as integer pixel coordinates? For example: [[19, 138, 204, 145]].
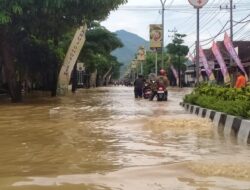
[[185, 41, 250, 84], [204, 41, 250, 83]]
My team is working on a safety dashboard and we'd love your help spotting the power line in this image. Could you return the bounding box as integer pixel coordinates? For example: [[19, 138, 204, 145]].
[[200, 14, 250, 46]]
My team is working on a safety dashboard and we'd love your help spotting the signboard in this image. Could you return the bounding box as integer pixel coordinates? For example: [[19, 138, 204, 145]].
[[149, 24, 163, 49], [188, 0, 209, 8], [137, 46, 146, 61], [77, 62, 85, 71]]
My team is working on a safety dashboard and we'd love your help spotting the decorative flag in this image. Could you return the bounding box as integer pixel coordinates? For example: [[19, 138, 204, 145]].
[[131, 60, 137, 69], [149, 24, 163, 49], [137, 46, 146, 61], [199, 46, 215, 81], [224, 32, 248, 81], [58, 24, 87, 93], [211, 41, 230, 83], [170, 65, 179, 86], [188, 52, 195, 63]]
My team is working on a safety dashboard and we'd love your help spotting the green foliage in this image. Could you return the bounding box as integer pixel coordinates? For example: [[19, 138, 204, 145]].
[[143, 51, 169, 77], [80, 23, 123, 78], [0, 0, 127, 95], [184, 83, 250, 118], [166, 33, 189, 85], [144, 51, 157, 75], [166, 33, 189, 57]]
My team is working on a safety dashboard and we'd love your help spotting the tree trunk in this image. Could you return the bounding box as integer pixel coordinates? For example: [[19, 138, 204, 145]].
[[51, 68, 58, 97], [101, 67, 112, 86], [1, 41, 22, 102], [106, 73, 113, 86], [71, 64, 77, 93], [89, 69, 97, 88]]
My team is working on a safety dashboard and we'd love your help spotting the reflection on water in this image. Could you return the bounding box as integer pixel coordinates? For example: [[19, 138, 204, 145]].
[[0, 87, 249, 190]]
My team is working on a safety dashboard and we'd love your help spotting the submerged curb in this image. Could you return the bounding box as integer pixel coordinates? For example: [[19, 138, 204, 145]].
[[180, 102, 250, 144]]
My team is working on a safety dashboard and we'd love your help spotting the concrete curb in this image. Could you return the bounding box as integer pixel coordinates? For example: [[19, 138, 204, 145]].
[[180, 102, 250, 144]]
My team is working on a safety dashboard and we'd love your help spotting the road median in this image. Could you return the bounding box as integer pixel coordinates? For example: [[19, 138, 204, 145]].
[[180, 102, 250, 144]]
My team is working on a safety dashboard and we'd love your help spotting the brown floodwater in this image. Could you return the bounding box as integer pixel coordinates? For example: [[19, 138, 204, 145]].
[[0, 87, 249, 190]]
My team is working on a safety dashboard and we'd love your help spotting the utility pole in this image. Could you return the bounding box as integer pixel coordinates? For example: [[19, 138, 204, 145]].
[[140, 61, 143, 75], [220, 0, 236, 84], [160, 0, 167, 69], [220, 1, 236, 63], [188, 0, 208, 85], [155, 48, 158, 75], [230, 0, 233, 42], [195, 8, 200, 84]]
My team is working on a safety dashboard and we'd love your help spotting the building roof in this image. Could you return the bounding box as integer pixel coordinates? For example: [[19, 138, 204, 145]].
[[203, 41, 250, 64]]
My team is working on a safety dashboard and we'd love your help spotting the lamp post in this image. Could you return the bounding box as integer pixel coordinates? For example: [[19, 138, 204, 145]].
[[188, 0, 209, 84], [160, 0, 167, 69], [155, 48, 158, 75], [196, 8, 200, 84]]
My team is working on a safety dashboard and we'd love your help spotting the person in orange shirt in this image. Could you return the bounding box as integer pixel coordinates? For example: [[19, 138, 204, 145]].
[[235, 71, 247, 88]]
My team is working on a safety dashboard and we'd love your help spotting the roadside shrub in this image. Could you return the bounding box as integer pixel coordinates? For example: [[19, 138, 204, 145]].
[[184, 83, 250, 119]]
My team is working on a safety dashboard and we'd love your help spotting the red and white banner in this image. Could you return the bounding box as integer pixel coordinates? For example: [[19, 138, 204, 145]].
[[199, 46, 215, 80], [224, 32, 248, 81], [211, 41, 230, 83], [170, 65, 179, 86]]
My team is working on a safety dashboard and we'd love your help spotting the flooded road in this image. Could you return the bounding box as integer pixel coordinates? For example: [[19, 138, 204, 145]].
[[0, 87, 249, 190]]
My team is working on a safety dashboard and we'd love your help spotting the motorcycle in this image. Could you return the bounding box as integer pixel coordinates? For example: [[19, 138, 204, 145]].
[[143, 82, 152, 99], [156, 85, 168, 101]]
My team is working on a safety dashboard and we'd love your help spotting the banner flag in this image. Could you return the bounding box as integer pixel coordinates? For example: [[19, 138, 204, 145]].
[[211, 41, 231, 83], [224, 32, 248, 81], [137, 46, 146, 61], [149, 24, 163, 49], [170, 65, 179, 86], [188, 52, 195, 63], [199, 46, 215, 80], [58, 24, 87, 94], [131, 60, 137, 69]]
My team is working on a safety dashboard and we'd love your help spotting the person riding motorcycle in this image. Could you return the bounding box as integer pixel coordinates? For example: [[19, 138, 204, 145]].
[[149, 69, 169, 101]]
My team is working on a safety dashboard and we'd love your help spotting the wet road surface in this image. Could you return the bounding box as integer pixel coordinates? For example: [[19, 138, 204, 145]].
[[0, 87, 249, 190]]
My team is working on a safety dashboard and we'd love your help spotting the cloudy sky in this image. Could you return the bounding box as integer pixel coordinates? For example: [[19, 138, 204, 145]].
[[102, 0, 250, 53]]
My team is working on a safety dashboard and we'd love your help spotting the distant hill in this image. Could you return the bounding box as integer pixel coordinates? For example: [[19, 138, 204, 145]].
[[112, 30, 149, 76]]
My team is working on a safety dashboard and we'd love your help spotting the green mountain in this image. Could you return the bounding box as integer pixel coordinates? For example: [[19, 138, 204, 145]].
[[112, 30, 149, 76]]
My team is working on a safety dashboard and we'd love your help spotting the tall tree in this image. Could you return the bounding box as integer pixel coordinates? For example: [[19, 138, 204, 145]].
[[80, 23, 123, 86], [0, 0, 127, 102], [166, 33, 189, 87]]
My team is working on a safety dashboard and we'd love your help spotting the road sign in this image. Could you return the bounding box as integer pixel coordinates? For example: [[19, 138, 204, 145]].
[[188, 0, 209, 8], [77, 62, 85, 71]]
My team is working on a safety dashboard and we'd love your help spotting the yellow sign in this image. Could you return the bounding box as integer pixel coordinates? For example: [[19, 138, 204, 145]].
[[137, 47, 146, 61], [150, 24, 162, 49]]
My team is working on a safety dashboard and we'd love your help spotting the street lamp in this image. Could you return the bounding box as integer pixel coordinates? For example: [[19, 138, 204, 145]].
[[188, 0, 209, 84]]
